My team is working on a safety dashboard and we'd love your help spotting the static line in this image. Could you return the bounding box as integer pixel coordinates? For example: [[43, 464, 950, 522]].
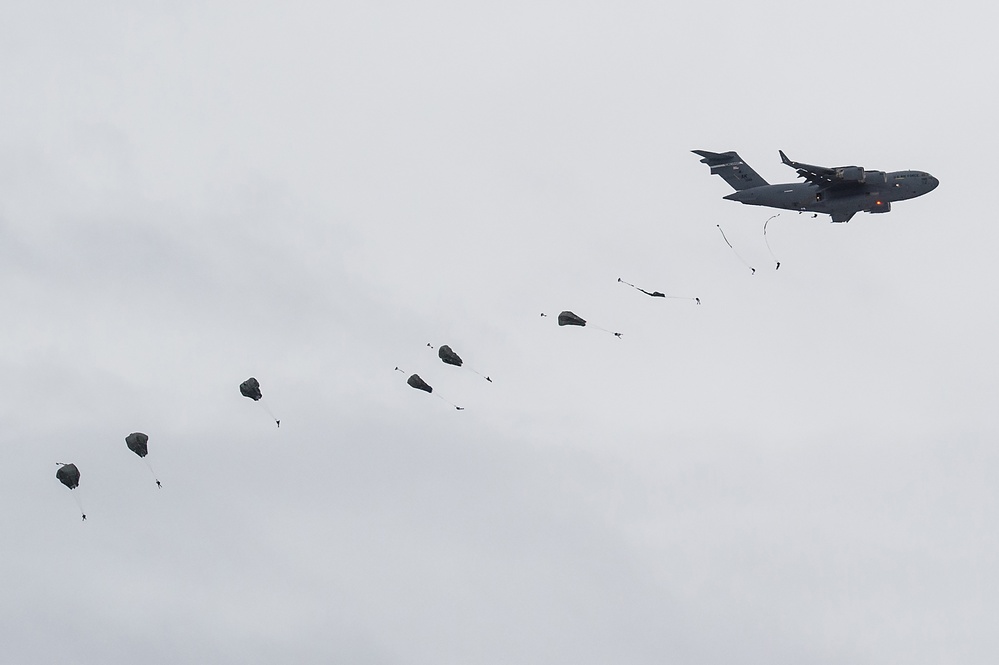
[[717, 225, 755, 275], [763, 214, 781, 270]]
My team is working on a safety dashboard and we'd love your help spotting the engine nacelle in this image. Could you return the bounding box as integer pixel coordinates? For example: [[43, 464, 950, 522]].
[[867, 200, 891, 214], [835, 166, 866, 182]]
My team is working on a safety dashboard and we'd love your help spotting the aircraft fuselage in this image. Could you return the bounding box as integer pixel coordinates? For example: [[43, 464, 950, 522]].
[[693, 150, 939, 223], [723, 170, 938, 218]]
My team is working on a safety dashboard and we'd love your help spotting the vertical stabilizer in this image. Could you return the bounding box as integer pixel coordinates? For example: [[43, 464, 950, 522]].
[[692, 150, 769, 190]]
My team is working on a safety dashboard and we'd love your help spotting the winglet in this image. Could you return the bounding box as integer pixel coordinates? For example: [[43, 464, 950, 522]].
[[779, 149, 792, 166]]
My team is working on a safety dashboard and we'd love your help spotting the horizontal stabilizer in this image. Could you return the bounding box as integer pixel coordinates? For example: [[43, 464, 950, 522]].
[[692, 150, 769, 191]]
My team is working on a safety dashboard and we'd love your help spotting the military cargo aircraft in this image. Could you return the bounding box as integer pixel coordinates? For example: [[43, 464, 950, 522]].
[[693, 149, 938, 223]]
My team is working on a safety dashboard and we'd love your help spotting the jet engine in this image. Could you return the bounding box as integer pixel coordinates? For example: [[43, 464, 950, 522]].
[[834, 166, 866, 182]]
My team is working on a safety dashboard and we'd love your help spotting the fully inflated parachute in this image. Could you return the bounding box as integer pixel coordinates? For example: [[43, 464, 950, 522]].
[[125, 432, 148, 457], [239, 377, 280, 426], [56, 463, 80, 489], [125, 432, 162, 488], [240, 377, 263, 401], [55, 463, 86, 520]]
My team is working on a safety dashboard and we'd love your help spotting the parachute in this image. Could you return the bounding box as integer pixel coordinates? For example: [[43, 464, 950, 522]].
[[543, 311, 622, 337], [239, 377, 280, 427], [428, 344, 492, 382], [125, 432, 148, 457], [125, 432, 162, 488], [56, 463, 80, 489], [55, 463, 86, 520], [395, 367, 464, 410], [407, 373, 433, 393], [239, 377, 263, 401], [438, 345, 462, 367], [558, 311, 587, 327]]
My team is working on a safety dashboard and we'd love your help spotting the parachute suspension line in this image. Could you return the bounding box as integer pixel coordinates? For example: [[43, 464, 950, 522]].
[[618, 278, 701, 304], [73, 488, 86, 521], [588, 324, 623, 338], [763, 214, 781, 270], [717, 225, 756, 275], [143, 458, 162, 488], [259, 399, 280, 428], [469, 368, 492, 382], [435, 394, 465, 411]]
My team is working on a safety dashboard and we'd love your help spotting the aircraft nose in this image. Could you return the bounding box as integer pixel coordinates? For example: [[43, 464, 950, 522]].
[[927, 175, 939, 191]]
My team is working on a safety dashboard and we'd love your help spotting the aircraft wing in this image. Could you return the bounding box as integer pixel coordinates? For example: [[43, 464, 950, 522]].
[[778, 150, 838, 185], [779, 150, 870, 187]]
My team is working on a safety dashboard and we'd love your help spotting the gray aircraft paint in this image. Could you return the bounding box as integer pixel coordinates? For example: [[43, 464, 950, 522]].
[[694, 149, 939, 223]]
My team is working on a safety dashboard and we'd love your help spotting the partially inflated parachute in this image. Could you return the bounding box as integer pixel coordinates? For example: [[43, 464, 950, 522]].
[[544, 311, 621, 337], [557, 311, 587, 327], [407, 373, 433, 393], [395, 367, 463, 410], [429, 344, 492, 382], [438, 345, 462, 367]]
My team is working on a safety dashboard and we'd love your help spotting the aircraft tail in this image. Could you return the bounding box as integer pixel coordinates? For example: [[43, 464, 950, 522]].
[[692, 150, 769, 191]]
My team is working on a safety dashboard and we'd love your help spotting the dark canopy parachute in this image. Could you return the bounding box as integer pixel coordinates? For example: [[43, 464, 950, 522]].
[[438, 345, 462, 367], [544, 311, 621, 337], [557, 311, 587, 327], [239, 377, 263, 401], [239, 377, 280, 427], [429, 344, 492, 382], [407, 373, 433, 393], [56, 463, 80, 490], [125, 432, 162, 488], [55, 462, 85, 520], [396, 367, 463, 410], [125, 432, 148, 458]]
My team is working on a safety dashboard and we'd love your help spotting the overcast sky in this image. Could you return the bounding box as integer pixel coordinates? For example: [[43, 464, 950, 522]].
[[2, 2, 997, 663]]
